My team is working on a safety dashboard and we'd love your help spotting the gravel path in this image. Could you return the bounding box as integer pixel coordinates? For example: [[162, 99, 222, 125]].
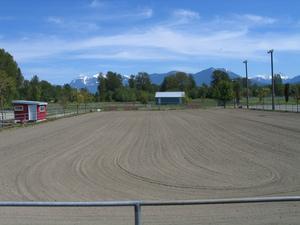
[[0, 109, 299, 224]]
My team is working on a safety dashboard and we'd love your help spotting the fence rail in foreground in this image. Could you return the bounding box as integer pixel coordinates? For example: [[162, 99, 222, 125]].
[[0, 196, 300, 225]]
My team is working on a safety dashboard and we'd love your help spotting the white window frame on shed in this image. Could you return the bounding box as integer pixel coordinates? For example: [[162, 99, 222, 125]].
[[14, 105, 24, 111], [39, 105, 46, 112]]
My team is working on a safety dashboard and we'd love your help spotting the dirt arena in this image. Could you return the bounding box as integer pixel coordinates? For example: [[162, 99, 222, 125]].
[[0, 109, 299, 224]]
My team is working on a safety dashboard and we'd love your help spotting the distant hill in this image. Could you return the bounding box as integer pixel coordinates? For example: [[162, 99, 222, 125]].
[[149, 67, 240, 86], [192, 67, 240, 85], [70, 69, 300, 93], [148, 71, 193, 85], [250, 75, 300, 86], [287, 75, 300, 84]]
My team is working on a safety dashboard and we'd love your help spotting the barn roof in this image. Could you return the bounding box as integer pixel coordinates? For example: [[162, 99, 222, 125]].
[[155, 92, 185, 98], [12, 100, 48, 105]]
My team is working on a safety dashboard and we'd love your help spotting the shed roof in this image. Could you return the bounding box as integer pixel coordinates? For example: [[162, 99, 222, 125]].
[[12, 100, 48, 105], [155, 92, 185, 98]]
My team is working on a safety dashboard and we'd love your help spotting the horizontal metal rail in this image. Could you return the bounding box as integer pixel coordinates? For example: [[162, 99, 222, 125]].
[[1, 196, 300, 207], [0, 196, 300, 225]]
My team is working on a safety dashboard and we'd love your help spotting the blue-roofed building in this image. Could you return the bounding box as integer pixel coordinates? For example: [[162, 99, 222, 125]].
[[155, 92, 185, 105]]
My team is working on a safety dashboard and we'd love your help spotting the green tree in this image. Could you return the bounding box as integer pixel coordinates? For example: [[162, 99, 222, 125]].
[[211, 70, 230, 87], [188, 75, 196, 90], [0, 49, 24, 97], [213, 80, 234, 108], [233, 80, 241, 106], [98, 75, 106, 102], [138, 91, 149, 104], [128, 75, 136, 89], [274, 74, 284, 96], [114, 87, 136, 102], [211, 70, 233, 108], [28, 75, 41, 101], [53, 85, 62, 102], [75, 90, 84, 114], [135, 72, 152, 92], [189, 88, 198, 99], [62, 84, 75, 102], [40, 80, 55, 102], [160, 72, 196, 96], [94, 92, 100, 102], [284, 83, 290, 103], [58, 84, 76, 114], [58, 95, 69, 115], [80, 88, 93, 112], [198, 83, 209, 99], [258, 87, 270, 104], [291, 84, 299, 96], [106, 71, 123, 92], [19, 80, 30, 100], [0, 70, 16, 109], [291, 84, 300, 105]]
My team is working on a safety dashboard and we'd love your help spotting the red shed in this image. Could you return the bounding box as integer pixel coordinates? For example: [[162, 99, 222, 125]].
[[12, 100, 48, 122]]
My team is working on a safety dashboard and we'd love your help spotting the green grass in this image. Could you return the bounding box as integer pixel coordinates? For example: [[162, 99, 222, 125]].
[[47, 97, 299, 114], [239, 96, 298, 105]]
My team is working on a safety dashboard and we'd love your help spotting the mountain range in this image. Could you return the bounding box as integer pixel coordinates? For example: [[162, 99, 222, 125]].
[[70, 68, 300, 93]]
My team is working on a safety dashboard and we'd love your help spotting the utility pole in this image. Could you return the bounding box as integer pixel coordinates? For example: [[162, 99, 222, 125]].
[[243, 60, 249, 109], [267, 49, 275, 111]]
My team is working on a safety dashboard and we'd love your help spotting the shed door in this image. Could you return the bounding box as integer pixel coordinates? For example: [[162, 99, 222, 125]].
[[28, 105, 37, 120]]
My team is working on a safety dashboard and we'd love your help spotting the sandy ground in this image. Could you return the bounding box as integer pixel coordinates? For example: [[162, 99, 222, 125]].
[[0, 109, 299, 224]]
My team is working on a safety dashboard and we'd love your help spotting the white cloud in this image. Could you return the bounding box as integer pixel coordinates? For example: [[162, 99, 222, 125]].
[[46, 16, 99, 32], [89, 0, 104, 8], [2, 13, 300, 63], [47, 16, 63, 24], [234, 14, 277, 26], [74, 48, 183, 61], [173, 9, 200, 20], [242, 14, 277, 24], [139, 8, 153, 19]]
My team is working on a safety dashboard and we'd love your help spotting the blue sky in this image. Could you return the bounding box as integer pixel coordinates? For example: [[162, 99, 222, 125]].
[[1, 0, 300, 84]]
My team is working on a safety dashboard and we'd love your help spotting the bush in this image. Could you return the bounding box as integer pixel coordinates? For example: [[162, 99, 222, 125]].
[[138, 91, 149, 104]]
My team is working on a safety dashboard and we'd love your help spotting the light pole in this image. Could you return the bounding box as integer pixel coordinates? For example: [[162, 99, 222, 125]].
[[243, 60, 249, 109], [267, 49, 275, 111]]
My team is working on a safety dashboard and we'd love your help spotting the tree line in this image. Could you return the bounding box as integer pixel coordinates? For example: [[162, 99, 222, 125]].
[[200, 70, 300, 107], [1, 48, 300, 109], [0, 49, 94, 109]]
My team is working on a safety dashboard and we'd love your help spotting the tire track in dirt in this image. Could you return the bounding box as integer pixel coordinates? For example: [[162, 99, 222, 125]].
[[0, 109, 300, 224]]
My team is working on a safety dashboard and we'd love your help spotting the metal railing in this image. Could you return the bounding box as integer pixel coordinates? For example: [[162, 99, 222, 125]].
[[0, 196, 300, 225]]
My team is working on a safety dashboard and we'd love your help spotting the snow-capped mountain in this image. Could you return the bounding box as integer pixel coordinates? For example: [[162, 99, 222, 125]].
[[70, 74, 99, 93], [250, 74, 300, 85], [70, 73, 129, 93], [250, 75, 272, 86], [70, 69, 300, 93]]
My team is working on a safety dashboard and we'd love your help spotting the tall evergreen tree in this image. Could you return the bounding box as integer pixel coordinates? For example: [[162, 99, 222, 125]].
[[0, 70, 16, 108], [135, 72, 152, 92], [274, 74, 284, 96], [128, 75, 136, 89], [0, 49, 24, 98], [98, 75, 107, 102], [28, 75, 41, 101], [105, 71, 123, 92], [284, 83, 290, 103]]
